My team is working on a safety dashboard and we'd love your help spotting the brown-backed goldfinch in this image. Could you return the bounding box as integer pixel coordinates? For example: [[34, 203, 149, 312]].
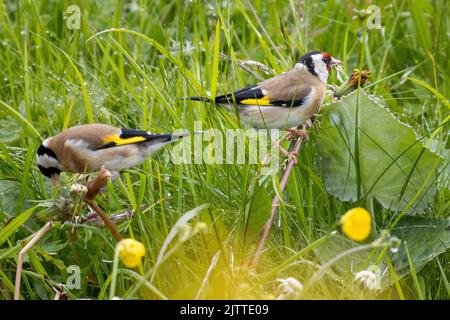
[[188, 51, 341, 135], [37, 124, 193, 186]]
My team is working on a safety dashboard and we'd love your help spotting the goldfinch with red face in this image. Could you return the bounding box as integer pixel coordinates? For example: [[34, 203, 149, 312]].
[[188, 51, 341, 133], [37, 124, 194, 186]]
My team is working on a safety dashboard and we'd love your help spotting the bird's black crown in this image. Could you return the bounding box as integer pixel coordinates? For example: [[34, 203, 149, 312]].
[[298, 51, 322, 77], [37, 144, 58, 160]]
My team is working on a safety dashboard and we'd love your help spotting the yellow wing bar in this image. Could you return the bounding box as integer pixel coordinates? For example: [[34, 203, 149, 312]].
[[239, 97, 272, 106], [102, 134, 147, 146]]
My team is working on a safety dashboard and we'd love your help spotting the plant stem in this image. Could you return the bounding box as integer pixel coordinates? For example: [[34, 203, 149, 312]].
[[14, 221, 53, 300], [84, 167, 122, 242], [252, 137, 305, 268], [85, 199, 122, 242], [109, 244, 120, 299]]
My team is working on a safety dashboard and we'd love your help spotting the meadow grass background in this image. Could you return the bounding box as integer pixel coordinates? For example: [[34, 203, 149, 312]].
[[0, 0, 449, 300]]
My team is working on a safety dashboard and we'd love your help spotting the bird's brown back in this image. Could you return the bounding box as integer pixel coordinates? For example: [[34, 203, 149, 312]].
[[46, 124, 121, 171], [258, 66, 325, 103]]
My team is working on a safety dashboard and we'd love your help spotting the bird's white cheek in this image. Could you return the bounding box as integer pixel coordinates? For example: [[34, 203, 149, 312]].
[[37, 154, 62, 170], [314, 64, 329, 83]]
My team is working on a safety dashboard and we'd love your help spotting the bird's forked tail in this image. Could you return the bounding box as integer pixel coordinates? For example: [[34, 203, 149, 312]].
[[182, 96, 212, 102]]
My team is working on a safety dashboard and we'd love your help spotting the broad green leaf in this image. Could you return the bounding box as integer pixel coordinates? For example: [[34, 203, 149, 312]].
[[0, 206, 36, 247], [392, 216, 450, 276], [316, 90, 443, 213], [243, 185, 271, 244]]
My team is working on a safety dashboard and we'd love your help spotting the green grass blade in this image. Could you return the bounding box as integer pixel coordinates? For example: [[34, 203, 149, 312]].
[[0, 206, 37, 247]]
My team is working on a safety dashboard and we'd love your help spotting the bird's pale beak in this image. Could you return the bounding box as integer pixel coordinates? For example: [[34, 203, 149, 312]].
[[51, 174, 61, 188], [330, 57, 342, 67]]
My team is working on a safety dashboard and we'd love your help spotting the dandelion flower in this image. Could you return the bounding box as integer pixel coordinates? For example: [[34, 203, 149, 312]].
[[275, 277, 303, 300], [117, 238, 145, 268], [70, 183, 88, 194], [341, 207, 371, 241], [354, 270, 380, 290]]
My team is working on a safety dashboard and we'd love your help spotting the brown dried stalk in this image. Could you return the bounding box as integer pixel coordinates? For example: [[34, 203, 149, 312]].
[[219, 53, 272, 81], [14, 221, 54, 300], [334, 69, 372, 99], [83, 167, 122, 242], [252, 137, 305, 268]]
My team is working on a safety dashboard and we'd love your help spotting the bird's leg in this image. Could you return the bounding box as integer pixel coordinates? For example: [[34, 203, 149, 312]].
[[286, 128, 309, 143], [277, 145, 297, 164], [283, 124, 310, 164], [271, 133, 297, 165], [14, 221, 54, 300], [84, 167, 122, 242], [285, 150, 298, 165]]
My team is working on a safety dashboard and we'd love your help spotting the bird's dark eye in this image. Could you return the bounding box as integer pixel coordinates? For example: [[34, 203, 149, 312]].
[[323, 57, 331, 64]]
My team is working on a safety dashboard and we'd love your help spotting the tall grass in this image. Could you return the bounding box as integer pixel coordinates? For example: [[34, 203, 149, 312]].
[[0, 0, 448, 300]]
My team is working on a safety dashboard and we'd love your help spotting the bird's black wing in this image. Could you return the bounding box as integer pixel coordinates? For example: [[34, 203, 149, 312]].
[[95, 129, 172, 150], [188, 84, 306, 107]]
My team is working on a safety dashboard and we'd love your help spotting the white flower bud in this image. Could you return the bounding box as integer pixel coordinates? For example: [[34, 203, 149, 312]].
[[354, 270, 380, 290], [276, 277, 303, 300]]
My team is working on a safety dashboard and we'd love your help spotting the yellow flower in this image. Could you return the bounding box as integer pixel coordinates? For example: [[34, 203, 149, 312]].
[[341, 207, 372, 241], [117, 238, 145, 268]]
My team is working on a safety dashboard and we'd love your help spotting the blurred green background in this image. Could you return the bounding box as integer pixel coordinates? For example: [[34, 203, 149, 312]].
[[0, 0, 448, 300]]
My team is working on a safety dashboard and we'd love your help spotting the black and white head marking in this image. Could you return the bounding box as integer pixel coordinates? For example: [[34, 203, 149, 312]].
[[37, 139, 62, 177], [298, 51, 330, 83]]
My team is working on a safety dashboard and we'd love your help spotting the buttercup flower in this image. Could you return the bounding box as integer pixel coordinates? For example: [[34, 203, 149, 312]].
[[117, 238, 145, 268], [341, 207, 372, 241]]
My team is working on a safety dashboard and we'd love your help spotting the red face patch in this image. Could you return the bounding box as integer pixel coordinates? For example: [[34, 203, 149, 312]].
[[321, 52, 332, 71]]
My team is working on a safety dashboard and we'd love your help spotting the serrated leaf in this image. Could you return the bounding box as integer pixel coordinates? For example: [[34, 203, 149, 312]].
[[244, 185, 271, 244], [316, 90, 443, 213], [32, 278, 50, 300]]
